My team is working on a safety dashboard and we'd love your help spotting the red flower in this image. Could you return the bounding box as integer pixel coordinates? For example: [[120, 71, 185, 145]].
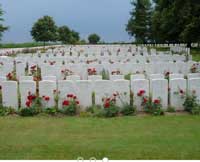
[[179, 89, 184, 94], [76, 101, 80, 105], [73, 96, 77, 99], [62, 100, 69, 106], [44, 96, 50, 101], [154, 99, 160, 104], [0, 85, 1, 90], [143, 97, 148, 104], [137, 90, 145, 96], [104, 102, 110, 108], [26, 100, 32, 107]]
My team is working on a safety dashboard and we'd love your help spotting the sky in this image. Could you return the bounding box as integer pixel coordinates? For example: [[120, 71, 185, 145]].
[[0, 0, 132, 43]]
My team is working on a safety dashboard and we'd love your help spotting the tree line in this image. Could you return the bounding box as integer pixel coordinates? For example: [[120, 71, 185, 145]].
[[126, 0, 200, 47]]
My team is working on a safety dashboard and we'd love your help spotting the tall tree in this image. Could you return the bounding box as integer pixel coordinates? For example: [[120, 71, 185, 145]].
[[0, 5, 8, 41], [88, 33, 101, 44], [31, 16, 57, 46], [58, 25, 71, 44], [152, 0, 200, 46], [69, 30, 80, 44], [126, 0, 152, 43]]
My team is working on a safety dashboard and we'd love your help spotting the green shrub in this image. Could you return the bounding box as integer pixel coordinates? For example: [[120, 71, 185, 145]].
[[102, 105, 119, 118], [0, 105, 16, 116], [120, 104, 136, 116], [101, 69, 109, 80], [87, 105, 104, 117], [124, 73, 131, 80], [183, 94, 200, 115], [45, 107, 57, 116], [19, 107, 40, 117], [143, 97, 164, 116], [167, 106, 176, 112]]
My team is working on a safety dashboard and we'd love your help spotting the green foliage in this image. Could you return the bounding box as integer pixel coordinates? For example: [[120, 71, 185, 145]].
[[45, 107, 57, 116], [88, 33, 101, 44], [0, 105, 16, 116], [120, 104, 136, 116], [167, 106, 176, 113], [0, 5, 8, 41], [19, 107, 40, 117], [143, 97, 164, 116], [183, 94, 200, 115], [58, 26, 80, 44], [87, 105, 104, 117], [31, 16, 57, 45], [126, 0, 152, 43], [124, 73, 131, 80], [100, 69, 109, 80], [151, 0, 200, 44], [102, 105, 119, 118]]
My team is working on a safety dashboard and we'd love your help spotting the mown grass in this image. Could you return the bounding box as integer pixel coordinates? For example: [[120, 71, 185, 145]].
[[0, 115, 200, 160], [0, 42, 59, 49], [191, 48, 200, 61]]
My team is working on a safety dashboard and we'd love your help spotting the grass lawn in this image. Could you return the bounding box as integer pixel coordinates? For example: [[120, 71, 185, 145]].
[[0, 115, 200, 160], [191, 48, 200, 61]]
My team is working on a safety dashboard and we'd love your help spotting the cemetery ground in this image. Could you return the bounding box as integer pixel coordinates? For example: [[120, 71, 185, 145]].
[[0, 115, 200, 159]]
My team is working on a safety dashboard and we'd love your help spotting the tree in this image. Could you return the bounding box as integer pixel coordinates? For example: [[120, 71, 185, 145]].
[[126, 0, 152, 43], [151, 0, 200, 46], [58, 26, 71, 44], [69, 30, 80, 44], [0, 5, 8, 41], [88, 33, 100, 44], [31, 16, 57, 46]]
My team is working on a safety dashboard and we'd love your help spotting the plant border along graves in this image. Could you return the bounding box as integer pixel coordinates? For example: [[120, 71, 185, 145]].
[[0, 87, 200, 117]]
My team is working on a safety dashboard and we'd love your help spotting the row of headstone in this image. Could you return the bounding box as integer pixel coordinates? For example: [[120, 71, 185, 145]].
[[1, 78, 200, 111]]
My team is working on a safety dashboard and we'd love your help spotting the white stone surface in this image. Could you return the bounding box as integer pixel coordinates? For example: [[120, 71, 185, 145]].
[[113, 80, 130, 107], [94, 80, 114, 105], [39, 80, 57, 108], [2, 81, 18, 109], [58, 80, 77, 109], [131, 79, 149, 111], [151, 79, 168, 109], [76, 80, 93, 109], [188, 78, 200, 103], [19, 81, 36, 108], [169, 78, 186, 110]]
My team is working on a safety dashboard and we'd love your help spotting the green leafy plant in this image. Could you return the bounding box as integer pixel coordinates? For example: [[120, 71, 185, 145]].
[[19, 92, 42, 117], [101, 69, 109, 80], [101, 94, 120, 118], [120, 103, 136, 116], [142, 97, 164, 116], [167, 106, 176, 113], [183, 94, 200, 115], [45, 107, 57, 116], [61, 94, 79, 116]]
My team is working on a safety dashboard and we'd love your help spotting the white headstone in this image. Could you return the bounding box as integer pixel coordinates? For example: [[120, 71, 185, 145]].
[[39, 80, 57, 108], [188, 78, 200, 103], [151, 79, 168, 109], [58, 80, 76, 109], [131, 79, 149, 111], [94, 80, 114, 105], [113, 80, 130, 107], [169, 78, 186, 110], [2, 81, 18, 109], [76, 80, 93, 109], [19, 81, 36, 108]]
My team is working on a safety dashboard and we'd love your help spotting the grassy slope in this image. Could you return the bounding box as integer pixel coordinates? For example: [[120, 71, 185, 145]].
[[0, 42, 58, 49], [0, 115, 200, 160]]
